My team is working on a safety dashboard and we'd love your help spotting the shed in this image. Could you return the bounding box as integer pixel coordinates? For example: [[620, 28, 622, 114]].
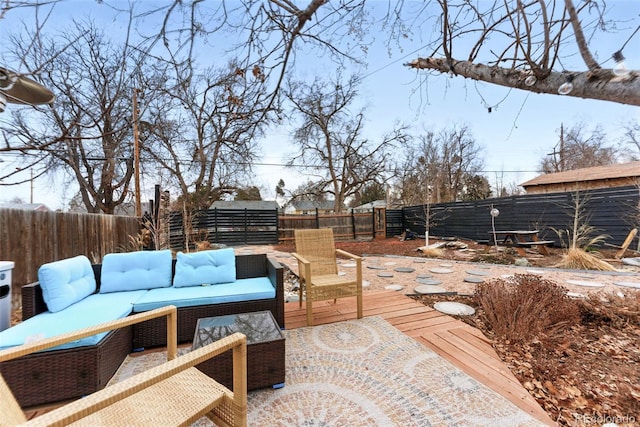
[[521, 161, 640, 194]]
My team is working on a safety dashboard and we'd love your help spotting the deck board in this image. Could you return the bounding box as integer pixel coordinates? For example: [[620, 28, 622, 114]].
[[285, 290, 555, 426]]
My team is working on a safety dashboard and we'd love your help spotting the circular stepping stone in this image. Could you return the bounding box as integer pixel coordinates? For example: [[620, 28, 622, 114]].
[[366, 265, 386, 270], [614, 281, 640, 289], [342, 262, 357, 268], [439, 263, 454, 267], [384, 261, 397, 266], [384, 284, 404, 291], [416, 278, 443, 286], [338, 271, 346, 276], [430, 267, 454, 274], [566, 279, 605, 288], [413, 259, 427, 263], [466, 270, 489, 276], [377, 272, 394, 278], [526, 269, 545, 275], [464, 276, 484, 283], [394, 267, 415, 273], [416, 274, 433, 279], [362, 280, 371, 288], [572, 274, 595, 279], [434, 302, 475, 316], [414, 285, 448, 294]]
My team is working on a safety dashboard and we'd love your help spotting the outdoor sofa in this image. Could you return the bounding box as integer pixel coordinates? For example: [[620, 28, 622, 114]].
[[0, 248, 283, 408]]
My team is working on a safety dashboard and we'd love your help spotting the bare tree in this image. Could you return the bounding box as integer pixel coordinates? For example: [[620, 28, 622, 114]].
[[139, 61, 271, 212], [404, 1, 640, 106], [1, 19, 142, 213], [539, 123, 617, 173], [285, 73, 407, 212], [148, 1, 640, 107]]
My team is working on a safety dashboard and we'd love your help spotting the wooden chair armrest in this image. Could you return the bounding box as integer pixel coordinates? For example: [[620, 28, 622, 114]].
[[290, 252, 310, 265], [24, 333, 247, 427], [0, 306, 179, 364], [335, 249, 361, 261]]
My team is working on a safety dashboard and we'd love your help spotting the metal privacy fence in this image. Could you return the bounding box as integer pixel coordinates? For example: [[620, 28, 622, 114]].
[[392, 186, 640, 247]]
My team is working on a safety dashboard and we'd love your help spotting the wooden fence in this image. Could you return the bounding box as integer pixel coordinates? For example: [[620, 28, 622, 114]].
[[279, 208, 385, 242], [0, 209, 141, 287]]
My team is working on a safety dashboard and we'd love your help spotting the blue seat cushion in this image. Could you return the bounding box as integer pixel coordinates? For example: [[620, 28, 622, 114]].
[[100, 250, 172, 293], [132, 277, 275, 312], [37, 255, 96, 313], [173, 248, 236, 288], [0, 291, 146, 352]]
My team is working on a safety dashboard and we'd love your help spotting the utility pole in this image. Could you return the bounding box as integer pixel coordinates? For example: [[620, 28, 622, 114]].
[[133, 88, 141, 217]]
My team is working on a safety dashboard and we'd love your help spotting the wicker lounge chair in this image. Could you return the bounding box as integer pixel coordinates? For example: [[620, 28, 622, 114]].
[[292, 228, 363, 326], [0, 306, 247, 427]]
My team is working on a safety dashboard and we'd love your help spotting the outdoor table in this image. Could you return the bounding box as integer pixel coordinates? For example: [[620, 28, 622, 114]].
[[192, 310, 285, 391], [488, 230, 553, 256]]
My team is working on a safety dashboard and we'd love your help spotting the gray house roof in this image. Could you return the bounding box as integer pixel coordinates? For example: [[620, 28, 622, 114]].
[[0, 202, 50, 211], [289, 200, 337, 211], [210, 200, 279, 210]]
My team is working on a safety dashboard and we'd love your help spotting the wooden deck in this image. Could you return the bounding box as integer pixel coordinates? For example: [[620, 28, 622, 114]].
[[286, 290, 555, 426]]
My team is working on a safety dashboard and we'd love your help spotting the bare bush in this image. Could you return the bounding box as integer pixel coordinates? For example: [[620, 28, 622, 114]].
[[474, 274, 580, 344]]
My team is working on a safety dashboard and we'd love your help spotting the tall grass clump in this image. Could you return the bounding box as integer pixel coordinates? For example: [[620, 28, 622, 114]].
[[474, 274, 580, 344]]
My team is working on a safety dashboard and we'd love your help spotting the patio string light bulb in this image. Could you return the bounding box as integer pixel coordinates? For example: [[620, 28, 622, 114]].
[[558, 75, 574, 95], [524, 74, 536, 86], [490, 208, 499, 217], [612, 51, 631, 77]]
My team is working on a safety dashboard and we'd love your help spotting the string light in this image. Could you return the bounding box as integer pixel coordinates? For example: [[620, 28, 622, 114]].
[[612, 51, 631, 77], [524, 72, 536, 86], [558, 75, 574, 95]]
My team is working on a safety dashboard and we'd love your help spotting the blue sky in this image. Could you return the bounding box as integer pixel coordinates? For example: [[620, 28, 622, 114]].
[[1, 0, 639, 210]]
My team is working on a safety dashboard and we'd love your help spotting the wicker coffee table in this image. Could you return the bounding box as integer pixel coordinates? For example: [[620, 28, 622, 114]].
[[192, 310, 285, 391]]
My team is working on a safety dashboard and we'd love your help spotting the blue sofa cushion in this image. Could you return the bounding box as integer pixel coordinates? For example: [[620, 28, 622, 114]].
[[173, 248, 236, 288], [0, 291, 147, 351], [132, 277, 275, 312], [100, 250, 172, 293], [37, 255, 96, 313]]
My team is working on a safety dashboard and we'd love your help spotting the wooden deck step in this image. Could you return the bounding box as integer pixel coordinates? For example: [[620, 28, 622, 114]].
[[285, 291, 555, 426]]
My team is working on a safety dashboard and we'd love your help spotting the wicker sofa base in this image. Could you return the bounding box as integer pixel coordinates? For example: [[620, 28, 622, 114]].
[[0, 326, 132, 408]]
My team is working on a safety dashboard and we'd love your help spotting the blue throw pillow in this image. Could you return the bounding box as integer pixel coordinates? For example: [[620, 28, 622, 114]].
[[100, 250, 172, 293], [173, 248, 236, 288], [38, 255, 96, 313]]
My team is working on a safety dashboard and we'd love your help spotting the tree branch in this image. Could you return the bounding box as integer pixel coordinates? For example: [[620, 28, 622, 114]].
[[406, 57, 640, 106]]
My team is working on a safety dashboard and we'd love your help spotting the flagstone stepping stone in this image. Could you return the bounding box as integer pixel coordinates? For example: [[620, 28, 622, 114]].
[[414, 285, 448, 294], [614, 281, 640, 289], [338, 271, 346, 276], [363, 280, 371, 288], [384, 284, 404, 291], [439, 263, 454, 267], [466, 270, 490, 276], [463, 276, 484, 283], [378, 272, 394, 278], [342, 262, 357, 268], [416, 274, 433, 279], [384, 261, 397, 266], [526, 269, 545, 275], [430, 267, 454, 274], [572, 274, 595, 279], [622, 257, 640, 267], [416, 278, 443, 286], [413, 259, 427, 263], [366, 265, 387, 270], [434, 301, 475, 316], [566, 279, 605, 288], [567, 292, 586, 299], [394, 267, 415, 273]]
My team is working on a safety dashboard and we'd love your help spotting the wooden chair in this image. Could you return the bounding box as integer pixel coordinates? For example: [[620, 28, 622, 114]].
[[0, 306, 247, 427], [292, 228, 363, 326]]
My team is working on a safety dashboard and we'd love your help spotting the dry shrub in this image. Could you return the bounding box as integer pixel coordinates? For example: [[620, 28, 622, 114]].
[[578, 290, 640, 328], [474, 274, 581, 344], [554, 247, 617, 271]]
